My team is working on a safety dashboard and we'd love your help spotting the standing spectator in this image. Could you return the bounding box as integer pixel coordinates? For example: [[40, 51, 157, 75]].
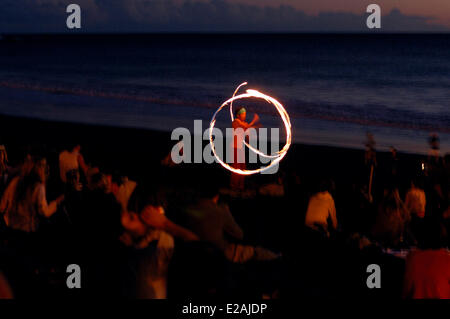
[[428, 133, 441, 161], [0, 155, 64, 233], [387, 146, 400, 186], [364, 132, 377, 203]]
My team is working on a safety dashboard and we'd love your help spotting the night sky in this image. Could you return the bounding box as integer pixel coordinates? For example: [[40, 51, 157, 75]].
[[0, 0, 448, 33]]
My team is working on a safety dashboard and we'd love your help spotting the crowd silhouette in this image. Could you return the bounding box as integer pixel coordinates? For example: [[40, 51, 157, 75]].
[[0, 132, 449, 299]]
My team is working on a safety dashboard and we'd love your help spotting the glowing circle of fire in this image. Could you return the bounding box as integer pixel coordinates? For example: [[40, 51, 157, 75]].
[[209, 82, 292, 175]]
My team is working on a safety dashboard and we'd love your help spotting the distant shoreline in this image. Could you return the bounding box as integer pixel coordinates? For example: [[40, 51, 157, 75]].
[[0, 113, 427, 188], [0, 112, 433, 155]]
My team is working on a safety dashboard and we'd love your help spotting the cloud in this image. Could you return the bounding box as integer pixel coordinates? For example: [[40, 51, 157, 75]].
[[0, 0, 447, 33]]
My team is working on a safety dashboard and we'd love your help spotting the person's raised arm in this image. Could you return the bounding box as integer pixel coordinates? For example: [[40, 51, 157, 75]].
[[249, 113, 260, 127], [163, 219, 199, 242], [233, 118, 250, 130], [0, 179, 15, 214], [77, 153, 89, 177], [233, 114, 260, 130], [140, 206, 199, 241], [36, 184, 63, 218]]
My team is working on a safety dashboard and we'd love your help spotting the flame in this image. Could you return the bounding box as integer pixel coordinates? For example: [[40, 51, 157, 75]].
[[209, 83, 292, 175]]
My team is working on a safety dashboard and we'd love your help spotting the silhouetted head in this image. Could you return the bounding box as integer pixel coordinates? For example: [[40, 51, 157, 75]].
[[410, 175, 424, 189], [89, 172, 108, 192], [236, 107, 246, 121], [127, 184, 167, 214], [65, 142, 81, 153], [390, 146, 397, 157], [65, 169, 80, 190], [73, 144, 81, 153], [428, 133, 440, 150], [311, 176, 334, 194], [109, 171, 126, 196], [419, 219, 447, 250], [197, 182, 220, 203]]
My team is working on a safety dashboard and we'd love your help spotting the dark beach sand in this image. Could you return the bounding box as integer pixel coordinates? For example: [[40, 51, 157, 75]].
[[0, 113, 424, 186]]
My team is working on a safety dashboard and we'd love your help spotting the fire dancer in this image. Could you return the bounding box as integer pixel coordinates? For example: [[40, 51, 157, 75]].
[[230, 107, 260, 190]]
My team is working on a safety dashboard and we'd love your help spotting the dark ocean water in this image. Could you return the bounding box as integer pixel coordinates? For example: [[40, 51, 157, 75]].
[[0, 34, 449, 154]]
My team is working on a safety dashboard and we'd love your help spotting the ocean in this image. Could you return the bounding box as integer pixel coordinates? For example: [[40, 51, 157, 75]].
[[0, 34, 449, 155]]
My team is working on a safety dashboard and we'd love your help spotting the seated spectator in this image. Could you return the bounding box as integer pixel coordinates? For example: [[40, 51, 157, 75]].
[[124, 185, 199, 244], [403, 220, 450, 299], [304, 178, 338, 236], [405, 177, 427, 244], [405, 177, 426, 219], [0, 155, 64, 233], [371, 187, 411, 247], [185, 185, 244, 252], [184, 185, 280, 263], [121, 184, 198, 299]]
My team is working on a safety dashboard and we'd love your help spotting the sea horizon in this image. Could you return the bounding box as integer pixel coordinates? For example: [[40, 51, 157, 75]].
[[0, 33, 449, 155]]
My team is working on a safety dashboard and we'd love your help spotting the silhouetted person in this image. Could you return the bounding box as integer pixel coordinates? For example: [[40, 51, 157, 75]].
[[0, 156, 64, 233], [364, 132, 377, 202], [428, 133, 440, 161], [0, 145, 10, 195], [59, 143, 88, 184], [405, 177, 427, 244], [121, 184, 198, 298], [304, 178, 338, 237], [371, 187, 412, 247], [184, 186, 243, 253]]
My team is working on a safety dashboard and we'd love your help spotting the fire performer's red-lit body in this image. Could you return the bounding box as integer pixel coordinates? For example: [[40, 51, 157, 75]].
[[230, 107, 260, 190]]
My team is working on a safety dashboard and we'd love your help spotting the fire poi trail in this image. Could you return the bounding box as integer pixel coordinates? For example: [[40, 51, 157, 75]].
[[209, 82, 292, 175]]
